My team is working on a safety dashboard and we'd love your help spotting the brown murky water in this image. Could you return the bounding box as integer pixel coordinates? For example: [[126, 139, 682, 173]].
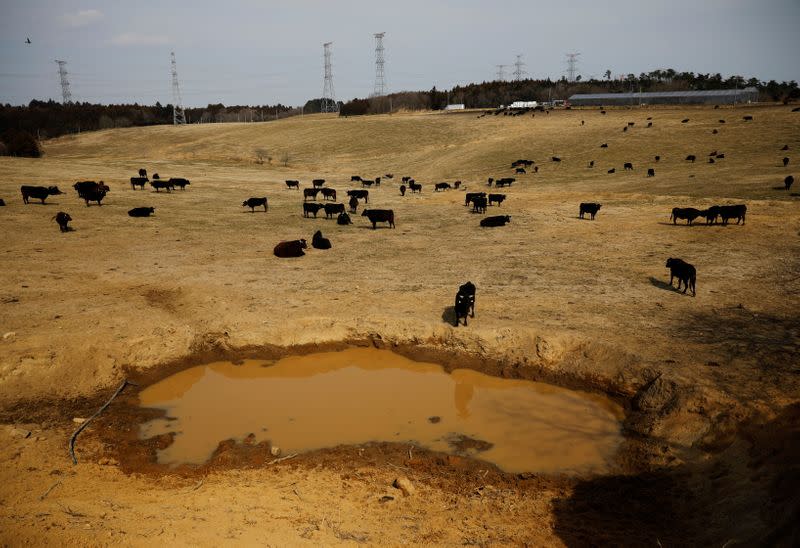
[[139, 348, 624, 474]]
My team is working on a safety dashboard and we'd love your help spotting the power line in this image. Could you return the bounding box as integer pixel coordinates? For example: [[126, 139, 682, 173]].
[[321, 42, 337, 113], [373, 32, 386, 96], [565, 52, 580, 82], [513, 54, 526, 81], [495, 64, 507, 82], [55, 60, 72, 103], [170, 51, 186, 125]]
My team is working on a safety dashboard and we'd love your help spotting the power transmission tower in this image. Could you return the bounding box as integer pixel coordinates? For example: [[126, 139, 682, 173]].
[[55, 60, 72, 104], [170, 51, 186, 125], [512, 54, 526, 81], [495, 64, 507, 82], [565, 52, 580, 82], [372, 32, 387, 96], [322, 42, 338, 113]]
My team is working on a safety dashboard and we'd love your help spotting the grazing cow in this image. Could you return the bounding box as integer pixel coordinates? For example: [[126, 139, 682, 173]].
[[399, 185, 406, 196], [361, 209, 395, 229], [647, 168, 655, 177], [303, 202, 325, 218], [480, 215, 511, 227], [551, 156, 562, 163], [743, 115, 753, 121], [348, 195, 359, 213], [453, 181, 461, 189], [82, 188, 107, 206], [686, 155, 696, 163], [589, 160, 595, 168], [312, 179, 325, 188], [53, 211, 72, 232], [312, 230, 332, 250], [360, 179, 374, 188], [471, 196, 487, 213], [781, 145, 789, 151], [337, 212, 352, 225], [323, 203, 345, 218], [130, 177, 148, 190], [273, 239, 307, 258], [670, 207, 702, 225], [74, 181, 110, 198], [304, 188, 320, 201], [607, 168, 616, 174], [700, 207, 720, 225], [138, 168, 147, 178], [320, 188, 337, 201], [409, 182, 422, 193], [719, 204, 747, 225], [681, 119, 689, 123], [579, 203, 602, 220], [435, 182, 451, 191], [151, 180, 173, 192], [375, 177, 381, 186], [170, 178, 190, 190], [655, 155, 661, 162], [351, 175, 361, 182], [401, 176, 411, 183], [624, 162, 633, 171], [495, 178, 515, 188], [783, 157, 790, 167], [128, 207, 155, 217], [347, 189, 369, 203], [515, 168, 526, 174], [243, 197, 268, 212], [665, 258, 696, 296], [488, 193, 506, 206], [21, 185, 63, 204], [285, 180, 300, 189], [623, 126, 628, 132], [465, 192, 486, 207], [600, 143, 608, 148], [647, 122, 653, 128], [454, 281, 476, 326], [785, 175, 794, 190]]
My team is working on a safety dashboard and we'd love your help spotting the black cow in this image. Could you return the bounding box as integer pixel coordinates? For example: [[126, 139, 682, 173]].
[[453, 181, 461, 189], [337, 212, 352, 225], [285, 180, 300, 189], [783, 157, 790, 167], [480, 215, 510, 227], [709, 150, 718, 157], [486, 178, 494, 187], [623, 126, 628, 132], [607, 168, 616, 174], [454, 281, 476, 327], [579, 203, 602, 220], [243, 197, 268, 212], [74, 181, 110, 198], [488, 193, 506, 206], [152, 173, 160, 179], [303, 203, 325, 217], [0, 199, 5, 206], [719, 119, 726, 124], [743, 115, 753, 121], [82, 188, 107, 206], [515, 168, 526, 174], [716, 153, 725, 159], [323, 203, 345, 218], [435, 182, 451, 191], [151, 180, 173, 192], [361, 179, 374, 188], [399, 185, 406, 196], [465, 192, 486, 207], [655, 155, 661, 162], [128, 207, 155, 217], [53, 211, 72, 232], [347, 189, 369, 203], [589, 160, 595, 168], [21, 185, 63, 204], [362, 209, 395, 229], [624, 162, 633, 171], [375, 177, 381, 186], [472, 196, 487, 213], [274, 239, 307, 258], [351, 175, 361, 182], [320, 188, 337, 201], [785, 175, 795, 190], [312, 230, 332, 249], [670, 207, 702, 225], [130, 177, 148, 190], [348, 195, 359, 213], [600, 143, 608, 148], [712, 129, 719, 134], [719, 204, 747, 225], [409, 182, 422, 193], [681, 118, 690, 123], [700, 207, 719, 225], [665, 258, 696, 296], [401, 176, 411, 183], [551, 156, 562, 163], [708, 158, 716, 164], [312, 179, 326, 188], [384, 173, 394, 179], [647, 168, 655, 177], [138, 168, 147, 178], [628, 122, 635, 127], [170, 178, 190, 190], [304, 188, 320, 201], [495, 178, 515, 188], [647, 122, 653, 128], [782, 145, 789, 151], [686, 155, 696, 163]]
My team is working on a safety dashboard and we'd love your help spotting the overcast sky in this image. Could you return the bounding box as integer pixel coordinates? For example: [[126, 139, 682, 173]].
[[1, 0, 798, 107]]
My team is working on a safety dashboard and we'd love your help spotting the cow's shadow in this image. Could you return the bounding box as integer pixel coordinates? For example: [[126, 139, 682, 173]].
[[772, 186, 788, 190], [357, 225, 393, 230], [657, 221, 707, 227], [441, 306, 457, 326], [649, 276, 682, 294]]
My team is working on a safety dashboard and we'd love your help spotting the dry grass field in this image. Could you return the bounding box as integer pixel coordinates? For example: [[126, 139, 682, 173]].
[[1, 105, 798, 545]]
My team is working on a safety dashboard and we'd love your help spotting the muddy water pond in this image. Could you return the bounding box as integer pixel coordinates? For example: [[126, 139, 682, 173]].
[[139, 348, 624, 474]]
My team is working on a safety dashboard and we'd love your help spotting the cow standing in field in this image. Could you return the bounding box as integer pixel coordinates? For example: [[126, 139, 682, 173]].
[[320, 188, 337, 201], [53, 211, 72, 232], [589, 161, 595, 168], [347, 189, 369, 203], [453, 281, 476, 327], [666, 258, 696, 296], [82, 188, 107, 206], [313, 179, 326, 188], [655, 155, 661, 162], [686, 155, 696, 163], [21, 185, 63, 204], [579, 203, 602, 220], [285, 180, 300, 189], [472, 196, 487, 213], [647, 168, 655, 177], [465, 192, 486, 207], [399, 185, 406, 196], [670, 207, 702, 225], [303, 203, 325, 217], [783, 157, 790, 167], [409, 182, 422, 193], [323, 203, 345, 219], [362, 209, 395, 229], [243, 197, 268, 212], [361, 179, 374, 188], [435, 182, 451, 191], [138, 168, 147, 178], [785, 175, 795, 190], [351, 175, 361, 182], [304, 188, 320, 201], [128, 207, 155, 217], [74, 181, 110, 199], [274, 239, 307, 258], [488, 193, 506, 206], [719, 204, 747, 225], [348, 195, 359, 213], [624, 162, 633, 171], [170, 178, 191, 190], [131, 177, 148, 190], [151, 180, 173, 192]]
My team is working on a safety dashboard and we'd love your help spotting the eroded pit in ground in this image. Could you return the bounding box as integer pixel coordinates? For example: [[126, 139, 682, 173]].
[[137, 347, 624, 475]]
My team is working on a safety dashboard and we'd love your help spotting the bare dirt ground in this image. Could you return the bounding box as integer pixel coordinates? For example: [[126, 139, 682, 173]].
[[1, 105, 798, 545]]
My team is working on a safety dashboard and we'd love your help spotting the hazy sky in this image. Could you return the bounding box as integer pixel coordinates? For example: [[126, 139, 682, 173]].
[[1, 0, 798, 107]]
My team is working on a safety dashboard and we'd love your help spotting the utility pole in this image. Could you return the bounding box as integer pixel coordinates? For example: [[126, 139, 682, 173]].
[[512, 54, 526, 81], [55, 60, 72, 104], [495, 64, 507, 82], [565, 52, 580, 82], [322, 42, 338, 113], [373, 32, 387, 96], [170, 52, 186, 125]]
